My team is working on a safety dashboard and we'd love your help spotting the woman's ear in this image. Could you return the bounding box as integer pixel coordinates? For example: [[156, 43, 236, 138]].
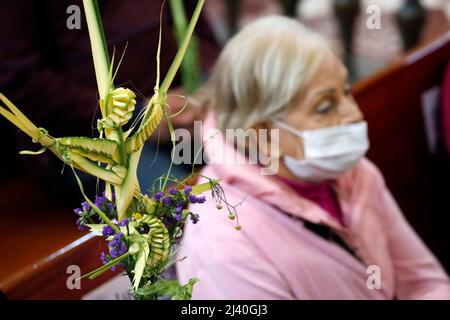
[[250, 121, 282, 160]]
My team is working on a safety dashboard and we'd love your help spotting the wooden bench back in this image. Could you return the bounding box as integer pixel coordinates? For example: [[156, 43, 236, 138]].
[[353, 32, 450, 271]]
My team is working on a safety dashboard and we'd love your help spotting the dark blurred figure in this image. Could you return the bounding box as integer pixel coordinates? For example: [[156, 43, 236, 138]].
[[0, 0, 219, 205]]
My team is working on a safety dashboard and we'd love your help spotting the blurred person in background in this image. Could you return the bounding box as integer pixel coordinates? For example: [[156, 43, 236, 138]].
[[176, 16, 450, 299]]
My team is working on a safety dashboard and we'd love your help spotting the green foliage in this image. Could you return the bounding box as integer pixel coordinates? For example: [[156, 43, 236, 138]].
[[135, 278, 199, 300], [170, 0, 202, 94]]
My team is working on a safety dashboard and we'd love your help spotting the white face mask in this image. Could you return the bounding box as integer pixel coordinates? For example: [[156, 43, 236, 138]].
[[273, 120, 370, 182]]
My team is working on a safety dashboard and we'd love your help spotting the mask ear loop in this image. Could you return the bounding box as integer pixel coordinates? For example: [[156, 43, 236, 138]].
[[272, 120, 307, 161], [272, 120, 304, 138]]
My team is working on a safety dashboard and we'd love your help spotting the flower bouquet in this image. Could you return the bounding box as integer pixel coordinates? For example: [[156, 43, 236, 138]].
[[0, 0, 239, 300]]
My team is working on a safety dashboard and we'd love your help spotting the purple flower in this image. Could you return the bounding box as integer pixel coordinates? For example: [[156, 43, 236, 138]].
[[110, 242, 127, 258], [184, 185, 192, 195], [190, 213, 200, 224], [81, 201, 90, 211], [102, 225, 115, 238], [94, 193, 116, 215], [100, 252, 118, 271], [169, 188, 177, 195], [109, 233, 127, 258], [188, 194, 206, 204], [107, 202, 115, 212], [74, 208, 82, 215], [94, 195, 105, 208], [162, 197, 172, 206], [175, 200, 184, 208], [188, 195, 198, 203], [154, 191, 164, 201], [100, 251, 108, 265], [110, 232, 124, 246], [118, 218, 130, 227], [175, 206, 183, 221], [76, 217, 88, 231]]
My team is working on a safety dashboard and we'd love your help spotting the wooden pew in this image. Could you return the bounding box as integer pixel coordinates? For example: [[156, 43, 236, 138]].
[[0, 177, 122, 299], [352, 31, 450, 271]]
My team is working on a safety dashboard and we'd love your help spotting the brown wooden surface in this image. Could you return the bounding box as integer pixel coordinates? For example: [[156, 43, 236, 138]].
[[353, 31, 450, 271], [0, 177, 121, 299]]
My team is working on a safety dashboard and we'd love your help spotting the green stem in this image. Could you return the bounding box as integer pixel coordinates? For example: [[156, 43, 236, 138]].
[[83, 0, 127, 165], [82, 0, 110, 103], [160, 0, 205, 93], [161, 110, 177, 191], [170, 0, 201, 94], [81, 252, 131, 280], [116, 129, 128, 167]]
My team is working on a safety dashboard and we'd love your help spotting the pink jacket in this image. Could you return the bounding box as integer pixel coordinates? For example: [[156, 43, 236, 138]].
[[176, 113, 450, 300]]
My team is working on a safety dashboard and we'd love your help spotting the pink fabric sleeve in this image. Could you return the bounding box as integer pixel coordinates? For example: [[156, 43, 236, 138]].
[[374, 173, 450, 299]]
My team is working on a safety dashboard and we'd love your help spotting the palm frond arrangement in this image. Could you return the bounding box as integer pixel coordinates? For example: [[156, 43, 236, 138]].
[[0, 0, 239, 300]]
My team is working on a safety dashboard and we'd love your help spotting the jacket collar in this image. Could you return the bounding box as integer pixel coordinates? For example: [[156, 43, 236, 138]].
[[201, 112, 356, 233]]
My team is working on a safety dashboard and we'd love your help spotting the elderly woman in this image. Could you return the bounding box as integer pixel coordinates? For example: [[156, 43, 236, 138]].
[[176, 16, 450, 299]]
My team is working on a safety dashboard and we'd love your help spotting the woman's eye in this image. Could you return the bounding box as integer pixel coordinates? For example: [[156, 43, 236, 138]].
[[315, 100, 335, 114]]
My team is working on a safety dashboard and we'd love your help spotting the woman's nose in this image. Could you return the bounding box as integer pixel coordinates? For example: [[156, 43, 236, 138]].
[[339, 96, 364, 125]]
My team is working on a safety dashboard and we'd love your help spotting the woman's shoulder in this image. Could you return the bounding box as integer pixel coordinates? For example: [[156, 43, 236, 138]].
[[339, 157, 386, 191], [355, 157, 384, 180]]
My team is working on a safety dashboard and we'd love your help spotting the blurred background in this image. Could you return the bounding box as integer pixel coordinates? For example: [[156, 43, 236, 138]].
[[0, 0, 449, 299], [205, 0, 449, 80]]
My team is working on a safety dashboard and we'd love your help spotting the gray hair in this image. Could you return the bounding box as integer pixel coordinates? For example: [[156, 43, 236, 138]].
[[207, 15, 337, 131]]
